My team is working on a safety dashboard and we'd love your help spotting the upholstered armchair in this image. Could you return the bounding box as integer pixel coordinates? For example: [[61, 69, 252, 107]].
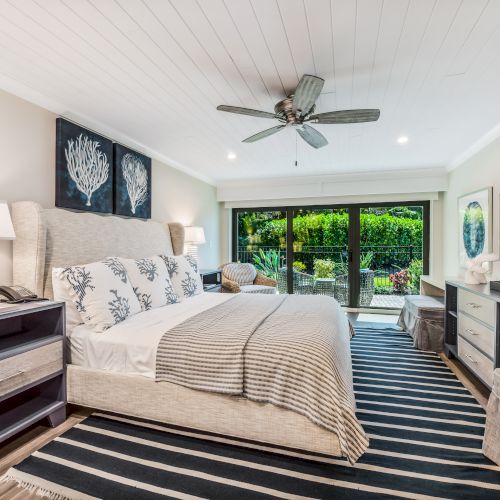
[[219, 263, 277, 294]]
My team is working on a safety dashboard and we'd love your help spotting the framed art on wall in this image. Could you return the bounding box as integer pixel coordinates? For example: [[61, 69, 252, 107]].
[[56, 118, 113, 213], [458, 187, 493, 268], [113, 143, 151, 219]]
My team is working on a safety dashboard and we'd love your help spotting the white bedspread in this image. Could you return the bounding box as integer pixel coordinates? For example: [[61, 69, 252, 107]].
[[68, 293, 232, 378]]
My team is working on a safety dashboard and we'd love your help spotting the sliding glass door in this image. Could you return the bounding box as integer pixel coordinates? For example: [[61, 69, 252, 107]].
[[359, 205, 427, 309], [232, 201, 429, 309], [292, 208, 349, 305], [234, 209, 287, 290]]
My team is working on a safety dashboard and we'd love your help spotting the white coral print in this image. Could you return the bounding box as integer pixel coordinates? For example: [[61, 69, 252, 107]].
[[65, 134, 109, 206], [121, 153, 148, 214]]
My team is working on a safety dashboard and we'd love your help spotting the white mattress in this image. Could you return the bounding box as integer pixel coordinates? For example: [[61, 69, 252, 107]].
[[68, 293, 232, 379]]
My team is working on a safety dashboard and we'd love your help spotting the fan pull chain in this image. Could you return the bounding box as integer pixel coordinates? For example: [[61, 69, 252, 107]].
[[295, 131, 298, 167]]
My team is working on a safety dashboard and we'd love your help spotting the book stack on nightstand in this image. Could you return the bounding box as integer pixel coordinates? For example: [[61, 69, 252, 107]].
[[0, 301, 66, 445], [200, 269, 222, 293]]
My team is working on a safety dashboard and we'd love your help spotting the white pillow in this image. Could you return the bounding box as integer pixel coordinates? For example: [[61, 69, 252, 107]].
[[54, 257, 141, 332], [52, 268, 83, 334], [160, 255, 203, 299], [120, 256, 179, 311]]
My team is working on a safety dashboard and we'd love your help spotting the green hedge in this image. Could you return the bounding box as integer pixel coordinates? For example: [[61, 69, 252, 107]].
[[242, 212, 422, 247], [238, 212, 423, 269]]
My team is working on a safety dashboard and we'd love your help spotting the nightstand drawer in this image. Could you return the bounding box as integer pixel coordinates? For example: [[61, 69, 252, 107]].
[[0, 341, 62, 398], [458, 289, 496, 328], [458, 312, 495, 359], [458, 336, 494, 388]]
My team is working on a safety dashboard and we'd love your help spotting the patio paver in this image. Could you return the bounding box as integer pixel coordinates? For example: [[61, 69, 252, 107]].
[[369, 294, 405, 309]]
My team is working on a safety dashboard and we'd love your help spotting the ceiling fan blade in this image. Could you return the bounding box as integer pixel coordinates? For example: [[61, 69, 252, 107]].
[[310, 109, 380, 124], [292, 75, 324, 116], [242, 125, 286, 143], [296, 124, 328, 149], [216, 105, 276, 119]]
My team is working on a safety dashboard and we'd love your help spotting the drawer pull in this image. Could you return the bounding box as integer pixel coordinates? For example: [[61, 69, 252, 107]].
[[465, 328, 479, 336], [466, 302, 482, 309], [465, 354, 478, 364], [0, 370, 24, 383]]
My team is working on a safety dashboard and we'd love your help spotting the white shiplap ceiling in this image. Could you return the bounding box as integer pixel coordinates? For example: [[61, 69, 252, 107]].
[[1, 0, 500, 184]]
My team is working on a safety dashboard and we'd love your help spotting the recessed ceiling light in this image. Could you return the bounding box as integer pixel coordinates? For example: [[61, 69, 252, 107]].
[[397, 136, 409, 144], [227, 152, 237, 160]]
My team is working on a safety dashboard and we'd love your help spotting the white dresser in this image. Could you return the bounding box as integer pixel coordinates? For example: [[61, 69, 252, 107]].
[[445, 281, 499, 389]]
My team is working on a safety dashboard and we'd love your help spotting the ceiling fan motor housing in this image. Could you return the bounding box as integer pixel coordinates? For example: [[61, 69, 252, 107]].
[[274, 96, 313, 125]]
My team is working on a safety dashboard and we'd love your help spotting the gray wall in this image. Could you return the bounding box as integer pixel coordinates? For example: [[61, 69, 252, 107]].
[[442, 136, 500, 280], [0, 89, 221, 285]]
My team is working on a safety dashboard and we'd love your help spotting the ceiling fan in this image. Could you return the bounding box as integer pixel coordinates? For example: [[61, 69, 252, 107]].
[[217, 74, 380, 149]]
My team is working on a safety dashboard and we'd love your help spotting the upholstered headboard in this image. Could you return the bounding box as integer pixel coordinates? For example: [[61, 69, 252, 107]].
[[11, 201, 185, 299]]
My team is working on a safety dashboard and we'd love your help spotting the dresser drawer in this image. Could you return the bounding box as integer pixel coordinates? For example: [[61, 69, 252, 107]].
[[458, 289, 496, 328], [458, 336, 494, 387], [0, 341, 62, 397], [458, 312, 495, 359]]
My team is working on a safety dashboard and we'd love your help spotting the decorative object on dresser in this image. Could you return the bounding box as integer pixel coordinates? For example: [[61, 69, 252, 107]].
[[113, 143, 151, 219], [458, 187, 492, 269], [464, 253, 499, 284], [0, 201, 15, 240], [56, 118, 113, 214], [184, 226, 206, 261], [200, 269, 221, 293], [445, 281, 500, 389], [220, 262, 277, 294], [0, 301, 66, 445]]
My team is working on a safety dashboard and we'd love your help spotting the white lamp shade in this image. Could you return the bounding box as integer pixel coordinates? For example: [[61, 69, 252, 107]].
[[184, 226, 206, 244], [0, 201, 15, 240]]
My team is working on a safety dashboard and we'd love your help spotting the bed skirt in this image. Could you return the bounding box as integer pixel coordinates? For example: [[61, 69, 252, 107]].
[[67, 364, 343, 458]]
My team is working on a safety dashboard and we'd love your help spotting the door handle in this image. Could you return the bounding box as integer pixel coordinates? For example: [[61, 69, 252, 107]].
[[465, 328, 479, 336], [0, 370, 24, 383], [466, 302, 481, 309]]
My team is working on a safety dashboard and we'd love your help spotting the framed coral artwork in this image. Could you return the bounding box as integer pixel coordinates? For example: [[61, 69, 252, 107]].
[[113, 143, 151, 219], [55, 118, 113, 213], [458, 187, 493, 268]]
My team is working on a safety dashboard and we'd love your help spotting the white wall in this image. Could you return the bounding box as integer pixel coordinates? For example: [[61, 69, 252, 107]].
[[0, 90, 221, 285], [442, 135, 500, 280]]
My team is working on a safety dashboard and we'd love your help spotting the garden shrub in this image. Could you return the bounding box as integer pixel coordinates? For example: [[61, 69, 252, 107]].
[[314, 259, 335, 279]]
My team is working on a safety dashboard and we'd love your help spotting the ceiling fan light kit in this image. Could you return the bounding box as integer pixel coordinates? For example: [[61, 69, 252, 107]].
[[217, 74, 380, 149]]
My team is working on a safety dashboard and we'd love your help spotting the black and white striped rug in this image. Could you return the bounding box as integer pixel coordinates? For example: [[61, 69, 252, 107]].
[[3, 324, 500, 499]]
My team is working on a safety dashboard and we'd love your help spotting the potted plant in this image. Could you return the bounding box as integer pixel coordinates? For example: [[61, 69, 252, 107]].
[[389, 269, 411, 295], [313, 259, 335, 279]]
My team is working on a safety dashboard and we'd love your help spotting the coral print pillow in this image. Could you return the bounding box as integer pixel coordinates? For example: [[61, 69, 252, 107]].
[[54, 257, 141, 332], [120, 256, 179, 311], [160, 255, 203, 300]]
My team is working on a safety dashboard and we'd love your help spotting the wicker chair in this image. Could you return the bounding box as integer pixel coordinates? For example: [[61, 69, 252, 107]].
[[333, 274, 349, 304], [219, 263, 277, 294], [359, 270, 375, 306], [277, 268, 315, 295]]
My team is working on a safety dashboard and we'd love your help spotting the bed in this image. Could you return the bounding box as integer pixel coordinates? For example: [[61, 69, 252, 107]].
[[11, 201, 367, 463]]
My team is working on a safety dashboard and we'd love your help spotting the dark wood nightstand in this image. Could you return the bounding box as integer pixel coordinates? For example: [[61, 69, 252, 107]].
[[200, 269, 222, 293], [0, 301, 66, 444]]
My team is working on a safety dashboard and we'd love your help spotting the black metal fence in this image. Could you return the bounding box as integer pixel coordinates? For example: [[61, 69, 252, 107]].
[[236, 244, 423, 293]]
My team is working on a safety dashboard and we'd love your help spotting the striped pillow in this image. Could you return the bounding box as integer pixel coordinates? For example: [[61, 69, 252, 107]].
[[223, 263, 256, 286]]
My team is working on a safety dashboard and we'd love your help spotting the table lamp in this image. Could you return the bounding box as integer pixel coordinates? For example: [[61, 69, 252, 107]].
[[184, 226, 205, 262]]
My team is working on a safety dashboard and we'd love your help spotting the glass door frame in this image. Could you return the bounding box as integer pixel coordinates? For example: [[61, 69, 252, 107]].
[[232, 201, 430, 308]]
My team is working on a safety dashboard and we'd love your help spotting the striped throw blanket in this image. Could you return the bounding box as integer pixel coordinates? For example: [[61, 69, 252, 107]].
[[156, 294, 368, 463]]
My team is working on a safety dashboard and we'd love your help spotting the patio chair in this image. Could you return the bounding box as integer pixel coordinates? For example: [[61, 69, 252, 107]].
[[219, 262, 277, 294], [359, 269, 375, 306], [334, 274, 349, 304], [277, 268, 315, 294]]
